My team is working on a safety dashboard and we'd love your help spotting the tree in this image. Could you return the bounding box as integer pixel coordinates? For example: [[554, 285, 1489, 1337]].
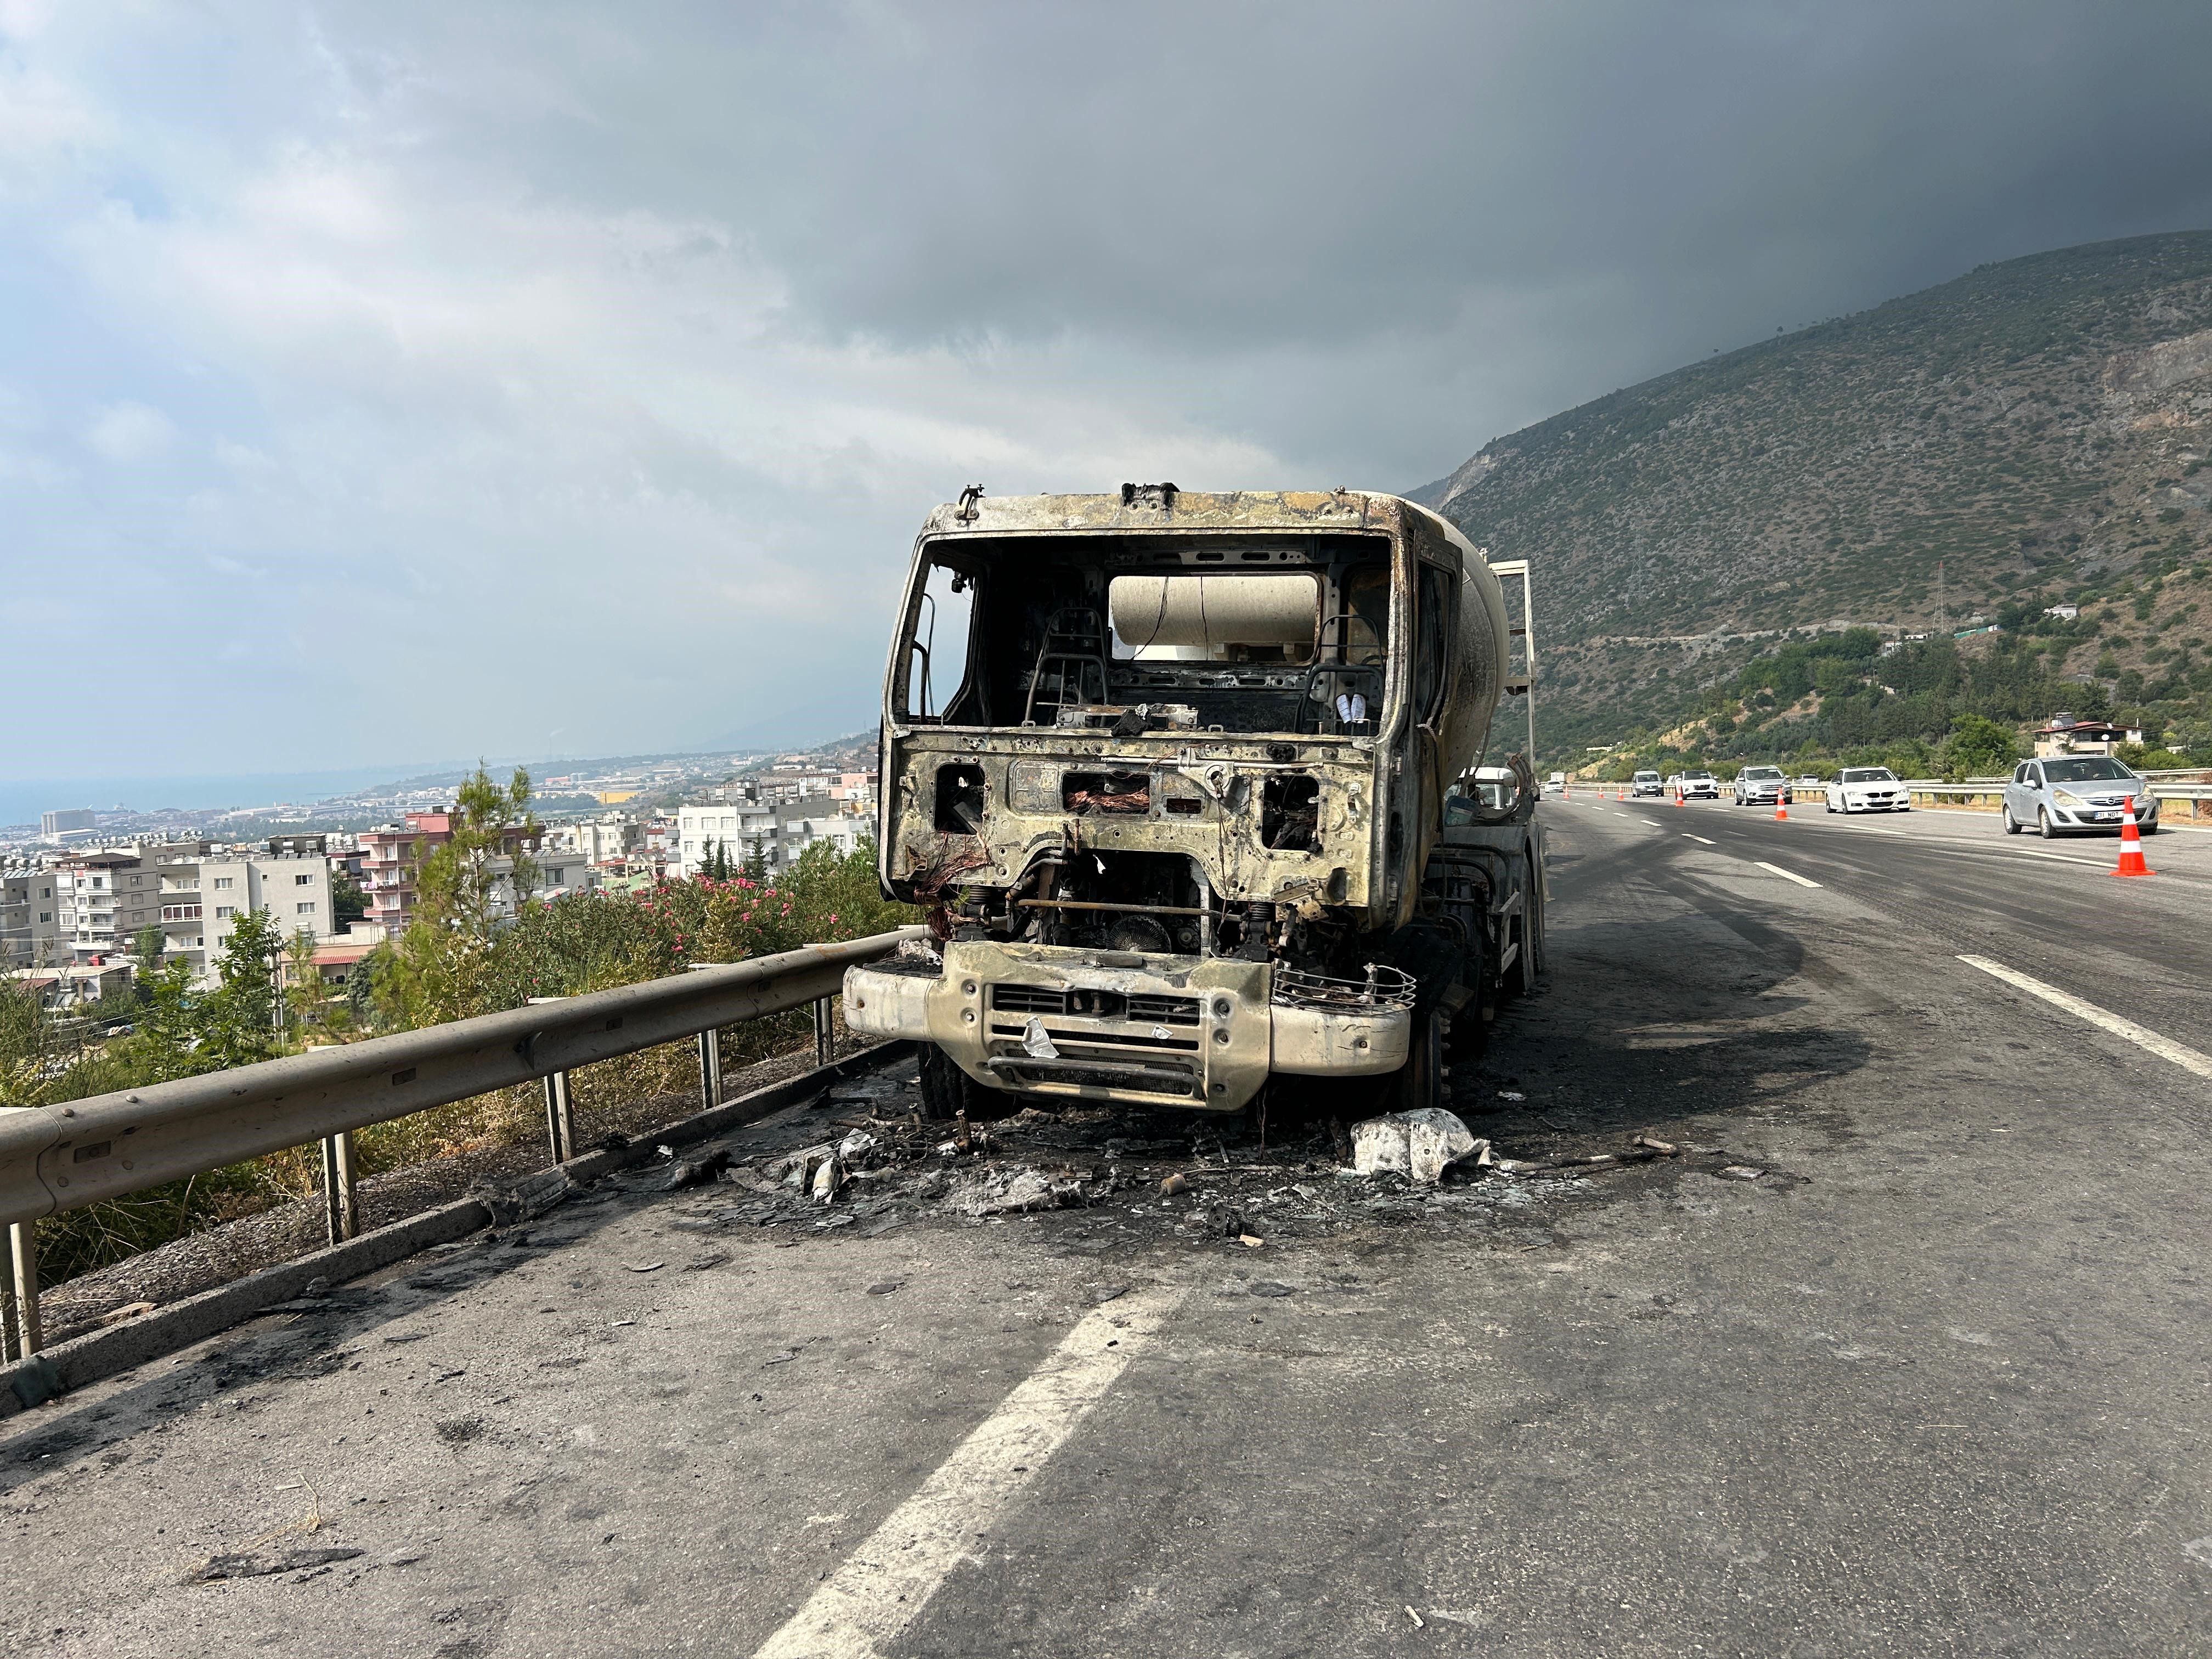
[[131, 924, 167, 975], [284, 928, 328, 1041], [330, 867, 368, 928], [200, 907, 286, 1069], [1940, 713, 2021, 780], [391, 764, 540, 1027]]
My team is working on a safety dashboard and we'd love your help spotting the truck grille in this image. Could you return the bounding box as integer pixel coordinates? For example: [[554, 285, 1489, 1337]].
[[990, 984, 1066, 1015], [989, 985, 1201, 1025], [1128, 994, 1200, 1025]]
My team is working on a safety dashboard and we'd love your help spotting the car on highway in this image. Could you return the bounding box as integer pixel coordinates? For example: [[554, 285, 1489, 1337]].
[[1733, 765, 1791, 806], [1825, 766, 1911, 814], [1677, 770, 1720, 800], [1542, 772, 1567, 797], [1797, 775, 1826, 792], [1631, 769, 1664, 797], [2001, 757, 2161, 837]]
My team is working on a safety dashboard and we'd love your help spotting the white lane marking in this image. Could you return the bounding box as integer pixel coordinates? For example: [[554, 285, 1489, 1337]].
[[1754, 861, 1823, 888], [1959, 956, 2212, 1081], [750, 1285, 1185, 1659], [1681, 834, 1714, 845]]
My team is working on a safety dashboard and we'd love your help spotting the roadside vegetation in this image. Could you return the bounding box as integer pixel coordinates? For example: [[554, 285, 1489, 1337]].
[[5, 764, 913, 1285]]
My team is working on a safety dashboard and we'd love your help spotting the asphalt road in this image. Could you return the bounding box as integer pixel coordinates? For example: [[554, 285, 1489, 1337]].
[[5, 800, 2210, 1657]]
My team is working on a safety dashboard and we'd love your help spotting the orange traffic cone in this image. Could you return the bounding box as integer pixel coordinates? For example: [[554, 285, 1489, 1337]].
[[2112, 796, 2153, 877], [1774, 793, 1788, 822], [1673, 789, 1685, 808]]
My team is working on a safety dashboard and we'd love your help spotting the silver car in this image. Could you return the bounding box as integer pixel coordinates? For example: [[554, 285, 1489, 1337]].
[[1733, 765, 1790, 806], [2001, 757, 2161, 838]]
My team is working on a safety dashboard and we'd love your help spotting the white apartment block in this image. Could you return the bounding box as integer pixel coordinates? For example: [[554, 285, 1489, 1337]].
[[675, 802, 775, 878], [549, 814, 640, 867], [674, 800, 867, 878], [194, 858, 331, 973]]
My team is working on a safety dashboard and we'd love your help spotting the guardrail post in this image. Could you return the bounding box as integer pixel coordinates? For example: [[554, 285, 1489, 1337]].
[[543, 1071, 574, 1163], [814, 996, 832, 1067], [9, 1221, 38, 1357], [697, 1029, 723, 1109], [320, 1131, 359, 1245], [527, 995, 576, 1161]]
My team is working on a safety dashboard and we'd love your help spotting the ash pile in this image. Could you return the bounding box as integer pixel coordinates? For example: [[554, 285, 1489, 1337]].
[[620, 1059, 1706, 1248]]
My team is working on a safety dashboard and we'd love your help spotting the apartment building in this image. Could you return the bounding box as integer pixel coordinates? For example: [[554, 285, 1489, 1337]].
[[358, 810, 452, 939], [358, 807, 571, 935], [674, 800, 776, 877], [198, 854, 333, 966], [1, 866, 63, 970], [53, 849, 165, 962], [674, 797, 868, 878], [550, 814, 641, 867]]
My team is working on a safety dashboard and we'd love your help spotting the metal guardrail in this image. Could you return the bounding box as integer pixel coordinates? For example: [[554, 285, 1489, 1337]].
[[1903, 779, 2212, 807], [0, 927, 924, 1360]]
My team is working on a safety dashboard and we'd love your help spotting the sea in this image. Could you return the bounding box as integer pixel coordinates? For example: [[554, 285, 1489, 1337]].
[[0, 765, 466, 830]]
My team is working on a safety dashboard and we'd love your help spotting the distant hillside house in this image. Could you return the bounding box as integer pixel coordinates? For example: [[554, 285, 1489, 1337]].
[[2033, 715, 2144, 758]]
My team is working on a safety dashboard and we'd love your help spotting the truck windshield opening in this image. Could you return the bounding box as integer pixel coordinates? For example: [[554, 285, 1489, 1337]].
[[896, 531, 1395, 736]]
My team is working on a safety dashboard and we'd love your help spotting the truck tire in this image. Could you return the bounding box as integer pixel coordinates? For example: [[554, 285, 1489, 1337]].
[[1444, 928, 1488, 1062], [1499, 845, 1544, 997], [1526, 847, 1547, 982], [1393, 1007, 1446, 1114], [917, 1042, 984, 1122]]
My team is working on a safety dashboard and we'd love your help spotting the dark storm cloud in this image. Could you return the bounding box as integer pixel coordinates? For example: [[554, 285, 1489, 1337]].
[[385, 2, 2212, 351]]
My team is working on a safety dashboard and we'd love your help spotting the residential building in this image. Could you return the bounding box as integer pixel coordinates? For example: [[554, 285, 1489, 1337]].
[[9, 963, 135, 1008], [40, 809, 95, 838], [1, 866, 63, 970], [358, 807, 562, 935], [550, 814, 641, 866], [358, 810, 452, 939], [53, 849, 164, 963], [674, 796, 869, 878], [2044, 603, 2080, 621], [2033, 714, 2146, 759], [198, 854, 334, 966], [675, 800, 776, 876], [266, 832, 330, 858], [536, 846, 595, 899]]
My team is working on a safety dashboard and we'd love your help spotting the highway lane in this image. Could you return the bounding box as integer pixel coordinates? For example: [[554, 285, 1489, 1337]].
[[1552, 793, 2212, 1080], [5, 802, 2210, 1656]]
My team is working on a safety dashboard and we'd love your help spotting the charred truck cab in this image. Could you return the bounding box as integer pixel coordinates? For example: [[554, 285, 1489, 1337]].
[[844, 485, 1545, 1118]]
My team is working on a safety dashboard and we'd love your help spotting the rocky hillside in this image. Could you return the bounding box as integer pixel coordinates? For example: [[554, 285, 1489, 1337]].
[[1415, 232, 2212, 755]]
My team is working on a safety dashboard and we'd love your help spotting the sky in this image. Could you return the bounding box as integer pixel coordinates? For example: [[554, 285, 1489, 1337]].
[[5, 1, 2211, 784]]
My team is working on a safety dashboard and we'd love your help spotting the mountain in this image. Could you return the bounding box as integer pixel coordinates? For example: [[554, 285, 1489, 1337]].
[[1415, 231, 2212, 758]]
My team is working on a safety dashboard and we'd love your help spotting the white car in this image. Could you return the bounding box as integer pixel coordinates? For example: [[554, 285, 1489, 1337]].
[[1825, 766, 1910, 814]]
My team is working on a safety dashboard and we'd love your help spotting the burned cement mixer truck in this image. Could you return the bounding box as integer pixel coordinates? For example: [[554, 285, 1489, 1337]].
[[843, 485, 1545, 1119]]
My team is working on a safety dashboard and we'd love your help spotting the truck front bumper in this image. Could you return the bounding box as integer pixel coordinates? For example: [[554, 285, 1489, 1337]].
[[844, 942, 1409, 1113]]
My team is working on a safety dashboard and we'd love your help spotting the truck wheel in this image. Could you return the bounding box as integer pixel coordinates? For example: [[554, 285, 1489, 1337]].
[[917, 1043, 984, 1122], [1519, 845, 1547, 986], [1392, 1008, 1446, 1114], [1443, 927, 1488, 1062]]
